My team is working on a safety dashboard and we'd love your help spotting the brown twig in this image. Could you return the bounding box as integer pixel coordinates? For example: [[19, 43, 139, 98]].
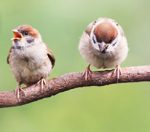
[[0, 66, 150, 108]]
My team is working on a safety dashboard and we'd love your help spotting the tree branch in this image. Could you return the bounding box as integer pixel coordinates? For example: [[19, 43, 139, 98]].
[[0, 66, 150, 108]]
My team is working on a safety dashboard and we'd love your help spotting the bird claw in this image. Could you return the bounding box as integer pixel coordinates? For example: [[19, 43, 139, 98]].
[[112, 65, 122, 82], [38, 78, 47, 91], [82, 65, 92, 80], [15, 87, 25, 101]]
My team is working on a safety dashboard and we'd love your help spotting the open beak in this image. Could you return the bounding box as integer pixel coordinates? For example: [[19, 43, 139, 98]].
[[11, 29, 22, 40]]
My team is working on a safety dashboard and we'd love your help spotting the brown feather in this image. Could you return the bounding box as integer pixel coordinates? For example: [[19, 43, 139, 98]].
[[47, 48, 55, 68], [94, 22, 118, 43], [16, 25, 39, 38], [7, 47, 13, 64]]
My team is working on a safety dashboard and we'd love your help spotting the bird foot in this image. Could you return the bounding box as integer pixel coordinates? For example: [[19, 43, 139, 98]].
[[15, 87, 25, 101], [112, 65, 122, 82], [38, 78, 47, 91], [82, 65, 92, 80]]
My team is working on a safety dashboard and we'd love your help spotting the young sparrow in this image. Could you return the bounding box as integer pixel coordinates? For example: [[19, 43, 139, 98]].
[[7, 25, 55, 99], [79, 18, 128, 80]]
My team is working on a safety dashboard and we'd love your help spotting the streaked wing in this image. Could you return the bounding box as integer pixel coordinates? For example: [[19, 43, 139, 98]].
[[47, 47, 55, 68], [7, 47, 13, 64]]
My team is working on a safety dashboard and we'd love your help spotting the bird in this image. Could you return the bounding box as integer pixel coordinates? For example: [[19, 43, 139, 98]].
[[79, 18, 128, 80], [7, 25, 55, 99]]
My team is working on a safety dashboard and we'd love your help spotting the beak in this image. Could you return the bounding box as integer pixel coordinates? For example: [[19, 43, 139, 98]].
[[11, 29, 22, 40], [98, 42, 108, 53]]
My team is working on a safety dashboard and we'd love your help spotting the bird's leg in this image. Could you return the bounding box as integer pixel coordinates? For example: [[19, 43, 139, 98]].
[[38, 78, 47, 91], [112, 65, 122, 82], [82, 64, 92, 80], [15, 84, 25, 101]]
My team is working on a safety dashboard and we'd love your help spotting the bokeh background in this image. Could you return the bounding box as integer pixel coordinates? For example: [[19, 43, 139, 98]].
[[0, 0, 150, 132]]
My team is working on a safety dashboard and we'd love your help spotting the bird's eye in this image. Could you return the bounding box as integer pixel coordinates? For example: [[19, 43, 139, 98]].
[[23, 31, 29, 36], [112, 40, 117, 46]]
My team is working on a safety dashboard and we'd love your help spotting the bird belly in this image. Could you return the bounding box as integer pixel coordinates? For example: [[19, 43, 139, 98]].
[[10, 54, 52, 86], [79, 33, 128, 69]]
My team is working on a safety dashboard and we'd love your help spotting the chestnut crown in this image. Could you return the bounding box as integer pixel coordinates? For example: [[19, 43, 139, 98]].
[[94, 22, 118, 44], [15, 25, 40, 38]]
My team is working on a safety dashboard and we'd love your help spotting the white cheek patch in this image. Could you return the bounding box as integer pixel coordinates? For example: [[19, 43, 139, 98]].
[[106, 45, 114, 52], [107, 35, 121, 52], [112, 32, 121, 48], [90, 34, 100, 51]]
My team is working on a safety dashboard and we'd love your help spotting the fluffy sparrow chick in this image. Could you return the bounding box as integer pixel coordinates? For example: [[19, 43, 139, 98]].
[[7, 25, 55, 99], [79, 18, 128, 80]]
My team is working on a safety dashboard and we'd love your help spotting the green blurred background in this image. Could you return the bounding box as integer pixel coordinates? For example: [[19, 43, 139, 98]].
[[0, 0, 150, 132]]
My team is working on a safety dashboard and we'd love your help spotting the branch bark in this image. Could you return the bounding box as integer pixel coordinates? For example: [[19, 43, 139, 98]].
[[0, 66, 150, 108]]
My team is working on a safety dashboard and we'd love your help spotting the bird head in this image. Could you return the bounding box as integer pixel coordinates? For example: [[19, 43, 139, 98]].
[[90, 18, 121, 54], [12, 25, 42, 49]]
